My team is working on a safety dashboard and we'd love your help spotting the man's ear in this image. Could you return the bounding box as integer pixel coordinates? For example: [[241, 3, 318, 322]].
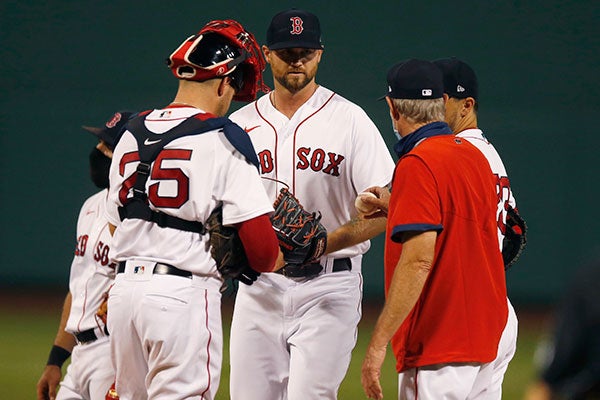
[[462, 97, 475, 116], [217, 77, 229, 97], [262, 45, 271, 64], [443, 93, 450, 104], [385, 97, 400, 120]]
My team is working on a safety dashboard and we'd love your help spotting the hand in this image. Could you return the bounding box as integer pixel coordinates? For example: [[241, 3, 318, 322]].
[[361, 186, 390, 219], [37, 365, 62, 400], [272, 250, 286, 272], [522, 381, 552, 400], [361, 343, 387, 399]]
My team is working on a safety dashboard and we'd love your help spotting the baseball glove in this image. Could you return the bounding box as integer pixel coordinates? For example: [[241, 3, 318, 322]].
[[502, 206, 527, 269], [271, 188, 327, 276], [206, 206, 259, 285]]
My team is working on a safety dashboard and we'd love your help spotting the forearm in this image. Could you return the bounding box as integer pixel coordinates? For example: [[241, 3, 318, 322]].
[[370, 258, 431, 348], [326, 215, 387, 255], [53, 293, 76, 352], [368, 231, 435, 348]]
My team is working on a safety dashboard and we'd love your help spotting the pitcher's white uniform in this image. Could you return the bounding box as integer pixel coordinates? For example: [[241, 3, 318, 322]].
[[58, 189, 115, 400], [105, 107, 274, 399], [229, 86, 395, 399]]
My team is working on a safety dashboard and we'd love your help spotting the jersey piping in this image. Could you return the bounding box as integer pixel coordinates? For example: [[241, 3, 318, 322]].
[[252, 90, 336, 193]]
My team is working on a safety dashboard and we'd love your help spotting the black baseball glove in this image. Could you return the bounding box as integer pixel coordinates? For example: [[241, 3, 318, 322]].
[[206, 206, 259, 285], [270, 188, 327, 277], [502, 205, 527, 269]]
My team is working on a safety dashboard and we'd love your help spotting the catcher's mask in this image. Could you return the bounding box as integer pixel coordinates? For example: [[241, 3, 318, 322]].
[[167, 19, 269, 102]]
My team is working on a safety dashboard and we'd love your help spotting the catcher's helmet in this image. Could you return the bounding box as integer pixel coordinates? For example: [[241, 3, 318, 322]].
[[167, 19, 269, 102]]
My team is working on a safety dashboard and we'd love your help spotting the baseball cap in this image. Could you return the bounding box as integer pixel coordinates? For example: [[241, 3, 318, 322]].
[[381, 59, 444, 100], [82, 110, 134, 148], [432, 57, 478, 100], [266, 8, 324, 50]]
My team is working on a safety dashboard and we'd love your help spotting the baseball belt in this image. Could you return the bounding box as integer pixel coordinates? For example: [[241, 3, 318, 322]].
[[117, 261, 192, 279], [276, 257, 351, 278], [74, 326, 108, 344]]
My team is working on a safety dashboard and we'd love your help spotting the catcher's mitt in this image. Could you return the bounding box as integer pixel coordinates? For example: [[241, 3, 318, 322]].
[[206, 206, 259, 285], [502, 206, 527, 269], [271, 188, 327, 277]]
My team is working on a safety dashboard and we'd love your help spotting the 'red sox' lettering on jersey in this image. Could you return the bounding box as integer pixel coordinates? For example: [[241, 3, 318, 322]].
[[230, 85, 394, 257], [257, 147, 345, 176], [296, 147, 345, 175]]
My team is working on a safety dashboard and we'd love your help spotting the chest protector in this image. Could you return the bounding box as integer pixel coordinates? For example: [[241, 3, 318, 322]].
[[118, 113, 260, 234]]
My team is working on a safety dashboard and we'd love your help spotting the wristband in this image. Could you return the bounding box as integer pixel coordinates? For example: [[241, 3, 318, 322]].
[[47, 345, 71, 367]]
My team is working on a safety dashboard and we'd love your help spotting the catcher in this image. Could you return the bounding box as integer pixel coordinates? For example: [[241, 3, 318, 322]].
[[103, 19, 280, 399]]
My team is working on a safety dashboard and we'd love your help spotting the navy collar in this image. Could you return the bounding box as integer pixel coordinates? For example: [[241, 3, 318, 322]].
[[393, 121, 453, 158]]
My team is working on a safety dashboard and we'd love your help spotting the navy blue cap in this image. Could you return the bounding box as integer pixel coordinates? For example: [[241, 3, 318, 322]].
[[382, 59, 444, 100], [267, 9, 324, 50], [82, 111, 134, 148], [433, 57, 478, 100]]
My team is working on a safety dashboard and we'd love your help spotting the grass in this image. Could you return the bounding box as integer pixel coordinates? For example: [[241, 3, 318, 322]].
[[0, 293, 547, 399]]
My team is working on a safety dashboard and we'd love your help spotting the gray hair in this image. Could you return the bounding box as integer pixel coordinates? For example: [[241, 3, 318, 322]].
[[391, 97, 445, 124]]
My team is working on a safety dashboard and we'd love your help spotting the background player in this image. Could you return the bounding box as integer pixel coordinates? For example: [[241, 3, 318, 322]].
[[361, 59, 515, 400], [36, 110, 133, 400], [228, 9, 395, 400], [104, 20, 279, 399]]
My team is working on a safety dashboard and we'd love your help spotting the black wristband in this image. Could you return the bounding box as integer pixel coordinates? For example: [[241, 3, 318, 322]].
[[47, 345, 71, 367]]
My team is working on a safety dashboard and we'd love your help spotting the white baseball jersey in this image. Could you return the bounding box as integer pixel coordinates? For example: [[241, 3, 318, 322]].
[[228, 86, 395, 400], [105, 106, 273, 399], [59, 189, 114, 399], [457, 128, 518, 248], [105, 107, 274, 278], [230, 86, 395, 266], [66, 189, 115, 335]]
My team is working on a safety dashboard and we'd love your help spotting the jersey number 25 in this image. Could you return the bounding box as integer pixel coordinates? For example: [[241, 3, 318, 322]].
[[118, 149, 192, 208]]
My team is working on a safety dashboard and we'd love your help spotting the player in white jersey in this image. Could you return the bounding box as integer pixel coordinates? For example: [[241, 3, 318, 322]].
[[228, 9, 395, 400], [37, 110, 133, 400], [436, 57, 519, 398], [104, 20, 279, 399]]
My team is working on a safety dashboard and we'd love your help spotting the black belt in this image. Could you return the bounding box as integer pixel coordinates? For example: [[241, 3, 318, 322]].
[[117, 261, 192, 279], [332, 258, 352, 272], [75, 328, 100, 344], [277, 258, 351, 278]]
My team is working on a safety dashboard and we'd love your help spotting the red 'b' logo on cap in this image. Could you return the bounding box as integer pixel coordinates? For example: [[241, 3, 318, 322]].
[[290, 17, 303, 35], [106, 112, 122, 128]]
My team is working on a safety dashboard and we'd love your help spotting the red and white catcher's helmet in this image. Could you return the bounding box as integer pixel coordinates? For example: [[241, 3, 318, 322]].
[[167, 19, 269, 102]]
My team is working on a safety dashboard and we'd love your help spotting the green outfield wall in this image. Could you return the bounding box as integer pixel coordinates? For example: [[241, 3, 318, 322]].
[[1, 0, 598, 304]]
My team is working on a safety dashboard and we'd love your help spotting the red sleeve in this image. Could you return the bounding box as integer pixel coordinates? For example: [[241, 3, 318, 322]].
[[235, 214, 279, 273], [389, 155, 442, 242]]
